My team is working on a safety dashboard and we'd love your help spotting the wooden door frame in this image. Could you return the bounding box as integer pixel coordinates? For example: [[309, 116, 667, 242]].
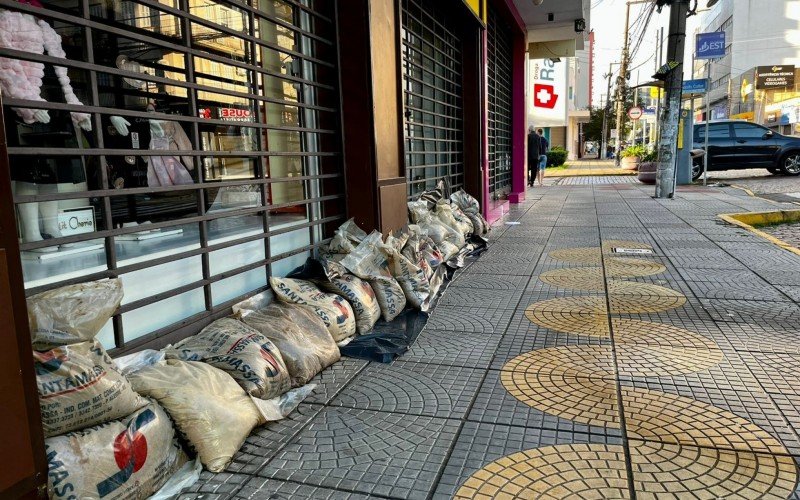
[[0, 99, 47, 498]]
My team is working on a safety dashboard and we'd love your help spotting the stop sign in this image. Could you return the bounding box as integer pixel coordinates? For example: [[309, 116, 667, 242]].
[[628, 107, 643, 120]]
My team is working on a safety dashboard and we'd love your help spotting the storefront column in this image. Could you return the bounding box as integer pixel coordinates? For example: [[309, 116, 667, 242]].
[[508, 3, 527, 205], [336, 0, 406, 234]]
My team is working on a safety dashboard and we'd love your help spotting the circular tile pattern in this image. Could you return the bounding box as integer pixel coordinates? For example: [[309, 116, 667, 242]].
[[630, 440, 799, 499], [455, 442, 798, 499], [611, 319, 720, 351], [524, 297, 610, 336], [539, 267, 606, 291], [454, 444, 630, 499], [605, 257, 667, 277], [549, 247, 603, 265]]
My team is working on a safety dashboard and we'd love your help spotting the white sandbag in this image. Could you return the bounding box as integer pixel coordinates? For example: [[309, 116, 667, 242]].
[[402, 230, 445, 280], [382, 237, 431, 310], [318, 274, 380, 334], [164, 318, 290, 400], [408, 201, 464, 257], [35, 340, 147, 438], [450, 204, 475, 236], [327, 218, 367, 254], [340, 232, 407, 322], [241, 302, 340, 386], [128, 359, 263, 473], [451, 189, 489, 235], [45, 402, 187, 500], [27, 278, 124, 350], [270, 277, 357, 341], [434, 202, 467, 248]]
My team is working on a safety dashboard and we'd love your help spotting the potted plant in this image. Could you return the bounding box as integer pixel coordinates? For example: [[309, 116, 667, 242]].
[[620, 145, 647, 171], [637, 150, 658, 184]]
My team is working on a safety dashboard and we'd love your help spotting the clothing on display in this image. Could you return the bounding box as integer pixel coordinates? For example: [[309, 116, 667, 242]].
[[147, 117, 194, 187], [0, 5, 91, 130]]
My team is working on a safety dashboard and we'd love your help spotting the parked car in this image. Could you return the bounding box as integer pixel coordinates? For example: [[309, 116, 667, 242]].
[[691, 120, 800, 180]]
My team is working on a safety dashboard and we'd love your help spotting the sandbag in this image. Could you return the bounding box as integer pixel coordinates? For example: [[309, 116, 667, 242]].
[[27, 279, 124, 350], [240, 302, 340, 386], [163, 318, 291, 400], [327, 218, 367, 254], [34, 340, 147, 438], [408, 201, 463, 259], [270, 277, 357, 341], [450, 204, 475, 236], [451, 189, 489, 235], [128, 359, 263, 472], [45, 402, 187, 500], [382, 237, 431, 310], [318, 274, 380, 334], [340, 232, 407, 322], [403, 229, 445, 279], [434, 202, 469, 244]]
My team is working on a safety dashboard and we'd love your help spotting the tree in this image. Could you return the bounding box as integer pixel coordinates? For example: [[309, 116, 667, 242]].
[[584, 88, 635, 145]]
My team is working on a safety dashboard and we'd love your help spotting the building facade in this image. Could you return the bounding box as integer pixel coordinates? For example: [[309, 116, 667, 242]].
[[0, 0, 589, 495], [694, 0, 800, 134]]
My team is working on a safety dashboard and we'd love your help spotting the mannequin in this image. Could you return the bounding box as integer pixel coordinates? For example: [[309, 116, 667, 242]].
[[1, 0, 94, 249]]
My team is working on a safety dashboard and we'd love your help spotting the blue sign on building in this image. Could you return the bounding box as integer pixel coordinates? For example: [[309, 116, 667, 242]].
[[696, 31, 726, 60], [683, 79, 708, 93]]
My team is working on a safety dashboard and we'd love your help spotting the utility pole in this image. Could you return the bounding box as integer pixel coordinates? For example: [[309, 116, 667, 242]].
[[601, 65, 614, 159], [655, 0, 690, 198], [654, 26, 664, 142], [614, 2, 632, 166]]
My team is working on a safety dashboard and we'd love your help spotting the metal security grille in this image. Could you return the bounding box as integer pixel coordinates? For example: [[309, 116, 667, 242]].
[[400, 0, 464, 199], [1, 0, 345, 353], [487, 3, 513, 199]]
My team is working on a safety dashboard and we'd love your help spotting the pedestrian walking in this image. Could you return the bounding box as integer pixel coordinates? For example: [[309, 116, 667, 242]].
[[536, 128, 549, 187], [527, 126, 541, 187]]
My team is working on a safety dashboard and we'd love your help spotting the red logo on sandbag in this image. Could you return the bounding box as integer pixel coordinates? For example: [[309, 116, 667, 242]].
[[258, 344, 283, 377], [332, 297, 350, 325], [96, 409, 155, 497], [33, 350, 68, 375]]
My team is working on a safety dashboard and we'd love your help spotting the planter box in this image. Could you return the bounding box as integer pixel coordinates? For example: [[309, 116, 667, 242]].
[[637, 161, 657, 184], [621, 156, 641, 171]]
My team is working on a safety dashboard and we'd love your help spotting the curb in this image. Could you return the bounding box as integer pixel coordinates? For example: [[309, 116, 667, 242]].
[[728, 184, 783, 205], [719, 209, 800, 257], [546, 168, 637, 178]]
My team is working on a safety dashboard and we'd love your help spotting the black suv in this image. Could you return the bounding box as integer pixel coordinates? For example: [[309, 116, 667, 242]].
[[692, 120, 800, 180]]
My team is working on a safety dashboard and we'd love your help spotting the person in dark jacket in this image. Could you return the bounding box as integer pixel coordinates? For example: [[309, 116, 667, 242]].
[[527, 127, 541, 187], [536, 128, 549, 187]]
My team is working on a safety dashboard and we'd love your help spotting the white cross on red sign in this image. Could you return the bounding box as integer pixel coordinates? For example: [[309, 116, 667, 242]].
[[533, 84, 559, 109], [628, 107, 643, 120]]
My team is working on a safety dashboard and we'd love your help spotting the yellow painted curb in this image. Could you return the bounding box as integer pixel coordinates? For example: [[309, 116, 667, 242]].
[[719, 210, 800, 257], [728, 184, 782, 205], [546, 168, 637, 178]]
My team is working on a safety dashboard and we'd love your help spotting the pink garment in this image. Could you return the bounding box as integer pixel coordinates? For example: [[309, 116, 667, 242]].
[[0, 9, 91, 128], [146, 120, 194, 187]]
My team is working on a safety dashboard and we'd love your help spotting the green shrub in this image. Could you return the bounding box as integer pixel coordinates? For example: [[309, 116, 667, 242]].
[[547, 146, 568, 167], [642, 150, 658, 162], [621, 145, 648, 159]]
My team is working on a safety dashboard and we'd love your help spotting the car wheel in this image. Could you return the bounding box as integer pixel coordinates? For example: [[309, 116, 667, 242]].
[[767, 166, 783, 175], [782, 152, 800, 176], [691, 159, 703, 181]]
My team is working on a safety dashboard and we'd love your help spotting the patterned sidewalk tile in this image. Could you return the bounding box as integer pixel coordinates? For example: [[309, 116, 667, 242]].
[[258, 407, 460, 498], [305, 358, 369, 405], [236, 478, 373, 499], [698, 298, 800, 326], [330, 361, 483, 418], [467, 370, 620, 436], [447, 273, 530, 291], [433, 422, 625, 499], [228, 404, 323, 474], [402, 329, 501, 369], [436, 287, 525, 310], [424, 305, 515, 334], [180, 472, 251, 498]]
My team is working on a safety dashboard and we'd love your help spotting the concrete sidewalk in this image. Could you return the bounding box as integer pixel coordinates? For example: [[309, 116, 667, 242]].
[[547, 159, 637, 178], [183, 182, 800, 499]]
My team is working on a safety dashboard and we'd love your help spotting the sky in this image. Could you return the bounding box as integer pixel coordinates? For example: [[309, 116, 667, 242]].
[[590, 0, 701, 106]]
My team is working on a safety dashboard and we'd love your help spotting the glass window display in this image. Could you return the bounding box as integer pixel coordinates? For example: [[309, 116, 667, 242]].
[[2, 0, 345, 352]]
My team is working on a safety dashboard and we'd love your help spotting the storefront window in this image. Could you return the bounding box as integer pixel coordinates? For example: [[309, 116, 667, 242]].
[[3, 0, 344, 352]]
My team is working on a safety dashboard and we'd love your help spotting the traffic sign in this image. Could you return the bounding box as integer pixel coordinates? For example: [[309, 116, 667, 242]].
[[628, 107, 643, 120], [696, 32, 726, 60]]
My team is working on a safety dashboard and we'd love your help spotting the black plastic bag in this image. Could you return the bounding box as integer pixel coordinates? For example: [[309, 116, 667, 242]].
[[339, 332, 409, 363]]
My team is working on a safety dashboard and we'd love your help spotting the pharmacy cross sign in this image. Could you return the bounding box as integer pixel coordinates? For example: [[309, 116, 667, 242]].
[[533, 83, 559, 109]]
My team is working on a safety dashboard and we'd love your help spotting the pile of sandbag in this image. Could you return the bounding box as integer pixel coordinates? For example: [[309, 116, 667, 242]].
[[28, 279, 187, 499]]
